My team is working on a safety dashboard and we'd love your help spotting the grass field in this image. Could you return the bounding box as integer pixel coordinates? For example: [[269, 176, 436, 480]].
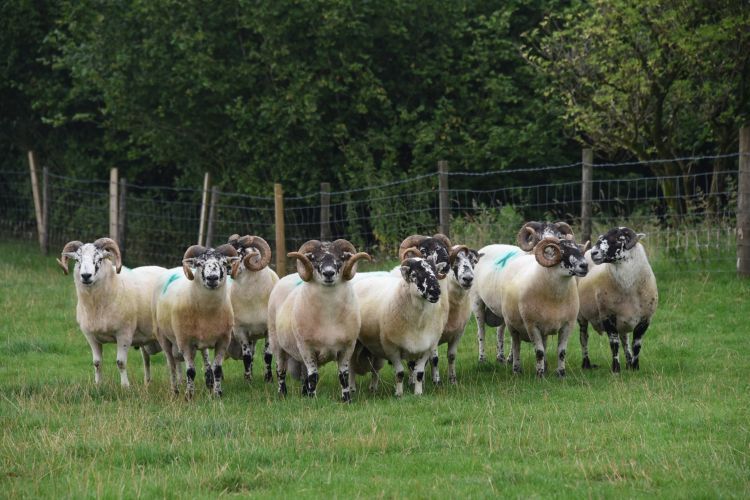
[[1, 240, 748, 498]]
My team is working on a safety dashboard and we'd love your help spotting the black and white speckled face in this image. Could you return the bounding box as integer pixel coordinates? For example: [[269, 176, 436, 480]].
[[63, 243, 112, 286], [192, 250, 234, 289], [451, 249, 479, 289], [590, 227, 640, 265], [418, 238, 449, 275], [559, 240, 588, 277], [304, 242, 348, 286], [400, 258, 441, 303]]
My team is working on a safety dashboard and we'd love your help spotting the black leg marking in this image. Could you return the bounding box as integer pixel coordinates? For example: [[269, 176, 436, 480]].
[[213, 365, 223, 397], [396, 371, 405, 383], [243, 353, 253, 378], [416, 371, 424, 382], [447, 353, 456, 363], [339, 370, 351, 403], [407, 361, 416, 371], [186, 367, 196, 381], [264, 352, 273, 382], [535, 349, 545, 361], [431, 356, 439, 368], [631, 319, 649, 371], [304, 372, 319, 397], [204, 366, 214, 389], [582, 356, 592, 369]]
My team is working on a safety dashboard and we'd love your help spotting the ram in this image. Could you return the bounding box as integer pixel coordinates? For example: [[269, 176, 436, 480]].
[[225, 234, 277, 382], [497, 237, 588, 376], [153, 244, 239, 398], [352, 247, 445, 396], [57, 238, 166, 387], [577, 227, 658, 372], [268, 240, 371, 401], [472, 221, 575, 363]]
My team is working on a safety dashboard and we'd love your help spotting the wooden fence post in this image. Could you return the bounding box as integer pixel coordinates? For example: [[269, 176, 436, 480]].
[[27, 151, 45, 253], [109, 168, 119, 241], [198, 172, 211, 245], [320, 182, 331, 241], [205, 186, 219, 248], [581, 148, 593, 245], [438, 160, 450, 237], [738, 126, 750, 278], [41, 167, 49, 255], [274, 183, 286, 277], [118, 178, 127, 258]]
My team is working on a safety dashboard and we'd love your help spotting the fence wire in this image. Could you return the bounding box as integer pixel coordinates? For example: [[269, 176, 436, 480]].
[[0, 153, 741, 275]]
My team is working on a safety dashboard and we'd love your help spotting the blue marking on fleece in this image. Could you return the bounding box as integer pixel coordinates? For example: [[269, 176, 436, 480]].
[[161, 273, 181, 295], [494, 250, 520, 269]]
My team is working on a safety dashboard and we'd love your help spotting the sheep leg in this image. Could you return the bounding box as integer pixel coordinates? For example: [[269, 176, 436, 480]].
[[447, 337, 460, 384], [510, 329, 522, 374], [263, 338, 273, 383], [388, 354, 405, 397], [541, 335, 549, 373], [620, 332, 633, 369], [630, 320, 650, 370], [431, 345, 441, 385], [212, 336, 229, 398], [407, 361, 416, 386], [201, 349, 213, 389], [337, 346, 355, 403], [115, 337, 132, 388], [556, 325, 572, 377], [141, 348, 152, 385], [368, 357, 380, 392], [181, 343, 197, 400], [473, 298, 487, 363], [84, 334, 104, 385], [162, 338, 179, 394], [275, 349, 289, 397], [579, 319, 596, 369], [496, 324, 506, 364], [603, 317, 621, 373], [348, 368, 357, 394], [528, 327, 546, 377], [413, 352, 430, 396]]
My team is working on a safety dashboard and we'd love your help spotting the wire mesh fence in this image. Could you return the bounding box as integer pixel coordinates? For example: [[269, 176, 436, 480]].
[[0, 152, 742, 276]]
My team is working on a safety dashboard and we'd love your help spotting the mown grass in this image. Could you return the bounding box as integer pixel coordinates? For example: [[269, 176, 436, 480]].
[[0, 240, 748, 498]]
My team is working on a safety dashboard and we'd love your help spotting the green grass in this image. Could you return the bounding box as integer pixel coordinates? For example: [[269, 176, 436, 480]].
[[1, 240, 748, 498]]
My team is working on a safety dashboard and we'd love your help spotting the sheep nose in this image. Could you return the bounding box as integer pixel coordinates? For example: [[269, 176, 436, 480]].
[[463, 276, 473, 285], [206, 275, 219, 284], [80, 272, 92, 281], [322, 269, 335, 279]]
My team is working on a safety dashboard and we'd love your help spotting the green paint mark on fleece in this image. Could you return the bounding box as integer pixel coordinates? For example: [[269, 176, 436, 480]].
[[161, 273, 181, 295], [494, 250, 520, 269]]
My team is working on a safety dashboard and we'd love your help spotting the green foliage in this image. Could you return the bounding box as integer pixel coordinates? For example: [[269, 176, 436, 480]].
[[451, 204, 525, 249]]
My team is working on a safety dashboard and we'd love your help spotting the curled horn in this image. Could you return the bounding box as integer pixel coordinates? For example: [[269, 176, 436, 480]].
[[400, 247, 422, 261], [57, 240, 83, 275], [216, 244, 241, 279], [534, 237, 562, 268], [583, 240, 591, 253], [237, 235, 272, 272], [398, 235, 427, 261], [93, 237, 122, 274], [333, 238, 371, 280], [227, 234, 241, 248], [517, 222, 542, 251], [555, 221, 575, 240], [431, 233, 452, 250], [288, 240, 321, 282], [449, 245, 470, 266], [621, 227, 639, 250], [182, 245, 206, 280]]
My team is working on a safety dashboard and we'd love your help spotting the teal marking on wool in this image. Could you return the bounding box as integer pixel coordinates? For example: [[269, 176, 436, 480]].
[[494, 250, 520, 269], [161, 273, 181, 295], [294, 278, 304, 287]]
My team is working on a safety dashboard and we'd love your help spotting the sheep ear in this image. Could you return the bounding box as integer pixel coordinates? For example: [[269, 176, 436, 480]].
[[637, 233, 646, 240], [400, 265, 411, 281], [436, 261, 448, 273]]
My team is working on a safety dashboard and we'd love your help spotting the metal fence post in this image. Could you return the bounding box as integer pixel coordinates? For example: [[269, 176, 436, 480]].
[[738, 126, 750, 278], [438, 160, 450, 237], [205, 186, 219, 248], [109, 168, 119, 241], [275, 183, 286, 277], [320, 182, 331, 241], [581, 148, 593, 245]]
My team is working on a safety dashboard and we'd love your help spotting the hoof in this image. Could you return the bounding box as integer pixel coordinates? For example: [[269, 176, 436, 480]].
[[214, 390, 223, 398], [478, 356, 485, 363], [496, 354, 506, 364], [433, 379, 442, 386], [536, 369, 545, 378], [449, 376, 457, 385], [556, 368, 566, 378], [341, 393, 352, 403], [204, 370, 214, 389], [244, 372, 253, 381], [512, 366, 522, 375], [264, 371, 273, 383], [612, 360, 621, 373], [632, 360, 640, 370]]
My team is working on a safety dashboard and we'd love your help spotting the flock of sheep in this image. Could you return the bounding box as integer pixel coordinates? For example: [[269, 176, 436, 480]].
[[56, 221, 657, 400]]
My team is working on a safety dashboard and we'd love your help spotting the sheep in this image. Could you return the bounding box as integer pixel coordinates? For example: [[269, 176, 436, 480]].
[[153, 244, 239, 398], [577, 227, 658, 372], [224, 234, 278, 382], [496, 236, 589, 376], [57, 238, 166, 387], [267, 239, 372, 401], [430, 246, 481, 384], [472, 221, 575, 363], [351, 247, 445, 396]]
